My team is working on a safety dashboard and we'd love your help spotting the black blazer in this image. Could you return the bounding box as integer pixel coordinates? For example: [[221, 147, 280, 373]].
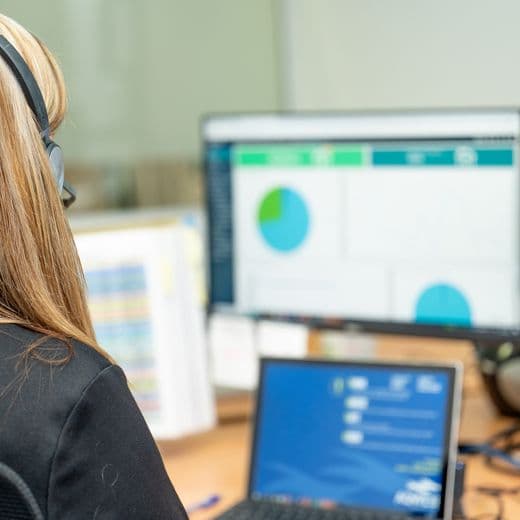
[[0, 324, 188, 519]]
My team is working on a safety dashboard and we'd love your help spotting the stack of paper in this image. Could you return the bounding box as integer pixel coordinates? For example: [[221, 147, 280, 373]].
[[74, 222, 215, 439]]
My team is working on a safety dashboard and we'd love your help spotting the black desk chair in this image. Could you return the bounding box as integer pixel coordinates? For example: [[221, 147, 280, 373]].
[[0, 462, 43, 520]]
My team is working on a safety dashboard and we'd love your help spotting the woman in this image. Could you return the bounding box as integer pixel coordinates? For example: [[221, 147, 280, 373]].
[[0, 13, 188, 519]]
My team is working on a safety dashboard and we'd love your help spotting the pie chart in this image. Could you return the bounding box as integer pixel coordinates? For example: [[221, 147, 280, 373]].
[[257, 187, 310, 252], [415, 283, 472, 327]]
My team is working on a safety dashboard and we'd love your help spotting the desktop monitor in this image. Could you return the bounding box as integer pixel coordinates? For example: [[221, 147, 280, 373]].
[[203, 110, 520, 340]]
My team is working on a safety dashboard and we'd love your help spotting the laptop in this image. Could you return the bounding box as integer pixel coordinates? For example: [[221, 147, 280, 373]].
[[216, 357, 462, 520]]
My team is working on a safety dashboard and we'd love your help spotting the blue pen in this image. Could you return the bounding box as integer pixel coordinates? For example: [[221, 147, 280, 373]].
[[187, 494, 221, 513]]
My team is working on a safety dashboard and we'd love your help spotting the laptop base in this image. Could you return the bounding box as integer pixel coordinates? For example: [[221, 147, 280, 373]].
[[215, 499, 414, 520]]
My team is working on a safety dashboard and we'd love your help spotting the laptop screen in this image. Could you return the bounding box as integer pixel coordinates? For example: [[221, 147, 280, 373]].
[[249, 359, 458, 518]]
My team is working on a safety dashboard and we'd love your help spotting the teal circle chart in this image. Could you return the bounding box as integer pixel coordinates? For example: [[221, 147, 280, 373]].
[[257, 187, 310, 252], [415, 283, 472, 327]]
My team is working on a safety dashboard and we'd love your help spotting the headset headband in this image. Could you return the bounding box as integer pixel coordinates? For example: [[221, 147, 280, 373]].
[[0, 35, 50, 139]]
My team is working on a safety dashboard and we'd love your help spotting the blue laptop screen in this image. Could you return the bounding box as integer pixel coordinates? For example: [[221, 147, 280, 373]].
[[250, 361, 453, 517]]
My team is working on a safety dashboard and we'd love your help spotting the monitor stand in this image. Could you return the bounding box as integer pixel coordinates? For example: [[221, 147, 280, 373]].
[[474, 339, 520, 416]]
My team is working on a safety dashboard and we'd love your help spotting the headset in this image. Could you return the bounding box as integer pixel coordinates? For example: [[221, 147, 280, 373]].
[[0, 35, 75, 207]]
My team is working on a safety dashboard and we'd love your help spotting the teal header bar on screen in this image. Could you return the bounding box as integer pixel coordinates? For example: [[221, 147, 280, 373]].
[[476, 148, 514, 166], [372, 147, 514, 167]]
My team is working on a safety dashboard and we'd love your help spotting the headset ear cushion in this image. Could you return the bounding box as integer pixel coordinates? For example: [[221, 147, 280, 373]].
[[46, 141, 64, 193]]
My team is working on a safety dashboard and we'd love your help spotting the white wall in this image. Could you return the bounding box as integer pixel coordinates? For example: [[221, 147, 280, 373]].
[[283, 0, 520, 110]]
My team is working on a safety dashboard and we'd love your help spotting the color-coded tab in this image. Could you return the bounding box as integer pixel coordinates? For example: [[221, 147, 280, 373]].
[[475, 148, 514, 166], [331, 147, 364, 166], [373, 148, 454, 166], [234, 145, 364, 167], [234, 145, 314, 167], [373, 146, 514, 167]]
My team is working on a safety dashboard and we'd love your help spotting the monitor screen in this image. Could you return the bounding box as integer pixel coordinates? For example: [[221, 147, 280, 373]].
[[204, 110, 520, 339], [249, 359, 457, 517]]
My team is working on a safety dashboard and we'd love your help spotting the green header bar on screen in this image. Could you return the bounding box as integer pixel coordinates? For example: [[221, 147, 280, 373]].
[[234, 144, 514, 168], [234, 145, 365, 167]]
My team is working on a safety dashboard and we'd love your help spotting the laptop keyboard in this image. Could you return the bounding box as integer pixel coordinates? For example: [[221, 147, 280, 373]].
[[215, 500, 413, 520]]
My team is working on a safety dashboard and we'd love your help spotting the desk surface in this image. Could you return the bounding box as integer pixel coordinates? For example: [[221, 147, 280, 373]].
[[158, 336, 520, 519]]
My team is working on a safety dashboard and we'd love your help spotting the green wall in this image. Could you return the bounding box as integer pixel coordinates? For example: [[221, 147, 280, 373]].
[[2, 1, 281, 162]]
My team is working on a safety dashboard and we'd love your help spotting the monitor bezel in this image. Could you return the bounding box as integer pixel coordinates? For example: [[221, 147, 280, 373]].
[[202, 108, 520, 342], [248, 357, 461, 519]]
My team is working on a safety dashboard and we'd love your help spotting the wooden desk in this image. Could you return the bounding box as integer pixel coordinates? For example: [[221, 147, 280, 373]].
[[158, 337, 520, 519], [160, 422, 250, 519]]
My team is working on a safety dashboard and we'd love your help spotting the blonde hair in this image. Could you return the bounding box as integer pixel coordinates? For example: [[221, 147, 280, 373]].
[[0, 14, 108, 362]]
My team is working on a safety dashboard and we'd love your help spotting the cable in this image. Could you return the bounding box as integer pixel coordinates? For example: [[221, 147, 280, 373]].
[[459, 422, 520, 474], [456, 423, 520, 519]]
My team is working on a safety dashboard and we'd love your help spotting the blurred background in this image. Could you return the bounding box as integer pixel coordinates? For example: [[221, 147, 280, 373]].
[[6, 0, 520, 214]]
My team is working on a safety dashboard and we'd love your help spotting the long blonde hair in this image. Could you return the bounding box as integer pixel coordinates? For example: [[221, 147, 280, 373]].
[[0, 14, 108, 362]]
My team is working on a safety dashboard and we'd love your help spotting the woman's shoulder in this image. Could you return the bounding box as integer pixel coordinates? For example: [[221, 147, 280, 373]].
[[0, 322, 117, 423], [0, 323, 121, 515], [0, 322, 112, 377]]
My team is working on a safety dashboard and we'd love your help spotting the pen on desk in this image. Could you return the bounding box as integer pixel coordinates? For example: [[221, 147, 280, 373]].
[[187, 494, 221, 513]]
